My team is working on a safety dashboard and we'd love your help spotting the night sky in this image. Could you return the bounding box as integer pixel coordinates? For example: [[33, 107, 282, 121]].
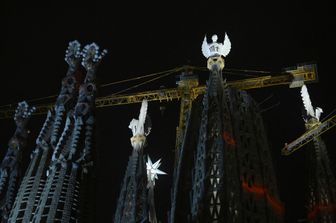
[[1, 2, 335, 222]]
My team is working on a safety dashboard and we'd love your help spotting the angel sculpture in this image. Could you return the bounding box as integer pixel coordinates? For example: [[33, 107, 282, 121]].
[[201, 33, 231, 59], [301, 84, 323, 122], [129, 100, 152, 150]]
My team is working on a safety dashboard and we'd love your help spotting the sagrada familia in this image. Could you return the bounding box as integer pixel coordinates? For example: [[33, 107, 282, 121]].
[[0, 33, 335, 223]]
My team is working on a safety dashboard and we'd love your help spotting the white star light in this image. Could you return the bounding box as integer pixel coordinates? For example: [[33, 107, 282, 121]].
[[146, 156, 167, 187]]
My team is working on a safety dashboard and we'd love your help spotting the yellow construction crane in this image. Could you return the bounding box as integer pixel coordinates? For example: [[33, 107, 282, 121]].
[[0, 63, 317, 119], [0, 63, 318, 158], [281, 113, 336, 156]]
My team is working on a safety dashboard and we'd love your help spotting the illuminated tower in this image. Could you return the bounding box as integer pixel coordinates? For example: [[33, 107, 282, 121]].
[[114, 100, 152, 223], [30, 43, 107, 223], [8, 40, 82, 223], [169, 34, 284, 223], [0, 102, 35, 222], [300, 84, 336, 222]]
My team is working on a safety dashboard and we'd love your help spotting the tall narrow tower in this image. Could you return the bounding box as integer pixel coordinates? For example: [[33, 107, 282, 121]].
[[30, 42, 107, 223], [8, 40, 82, 223], [0, 102, 35, 222], [169, 33, 284, 223], [300, 84, 336, 222], [114, 100, 152, 223]]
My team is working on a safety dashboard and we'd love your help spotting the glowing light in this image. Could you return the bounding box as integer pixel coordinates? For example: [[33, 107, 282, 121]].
[[307, 204, 336, 220], [222, 131, 236, 146], [242, 180, 284, 215]]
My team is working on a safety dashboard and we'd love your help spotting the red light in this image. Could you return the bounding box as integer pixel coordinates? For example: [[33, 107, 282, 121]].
[[307, 204, 336, 220], [242, 180, 284, 215], [222, 131, 236, 146]]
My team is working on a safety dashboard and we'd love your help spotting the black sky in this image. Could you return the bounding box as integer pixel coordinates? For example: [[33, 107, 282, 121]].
[[1, 2, 335, 222]]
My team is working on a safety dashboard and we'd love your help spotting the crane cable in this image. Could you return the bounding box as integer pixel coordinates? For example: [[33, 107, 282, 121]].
[[101, 66, 269, 95], [109, 67, 183, 95], [100, 67, 182, 88], [0, 95, 58, 108], [0, 67, 184, 109]]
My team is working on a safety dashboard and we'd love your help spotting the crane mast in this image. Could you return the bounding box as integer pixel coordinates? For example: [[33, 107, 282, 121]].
[[174, 71, 200, 162]]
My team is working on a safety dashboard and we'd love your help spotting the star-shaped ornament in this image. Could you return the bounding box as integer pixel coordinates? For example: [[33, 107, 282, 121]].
[[146, 156, 167, 186]]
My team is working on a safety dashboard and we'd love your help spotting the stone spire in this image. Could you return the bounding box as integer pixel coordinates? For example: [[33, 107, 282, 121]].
[[0, 101, 35, 222], [114, 100, 151, 223], [8, 40, 82, 223]]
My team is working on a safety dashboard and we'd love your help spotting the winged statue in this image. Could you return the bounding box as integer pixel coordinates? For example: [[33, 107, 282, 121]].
[[301, 84, 323, 121], [201, 33, 231, 58]]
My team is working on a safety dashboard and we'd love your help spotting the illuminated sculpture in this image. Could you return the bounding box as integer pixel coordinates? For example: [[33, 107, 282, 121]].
[[201, 33, 231, 58], [129, 100, 151, 150], [301, 84, 323, 123]]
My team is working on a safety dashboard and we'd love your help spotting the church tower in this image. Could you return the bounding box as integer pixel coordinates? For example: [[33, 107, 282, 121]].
[[169, 33, 284, 223]]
